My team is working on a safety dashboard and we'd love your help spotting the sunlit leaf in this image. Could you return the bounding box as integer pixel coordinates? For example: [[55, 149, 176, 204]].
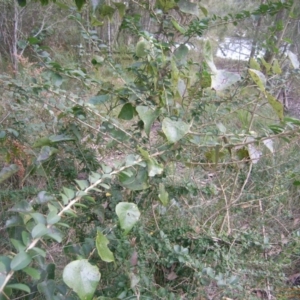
[[249, 58, 261, 71], [158, 183, 169, 206], [246, 138, 262, 164], [272, 59, 281, 74], [211, 70, 240, 91], [263, 139, 274, 153], [265, 92, 284, 121], [96, 231, 115, 263], [287, 50, 299, 69], [118, 167, 149, 191], [116, 202, 141, 234], [63, 259, 100, 300], [147, 158, 164, 177], [36, 191, 54, 204], [37, 146, 58, 162], [162, 118, 189, 143], [9, 200, 33, 213], [178, 0, 199, 16], [248, 69, 266, 92]]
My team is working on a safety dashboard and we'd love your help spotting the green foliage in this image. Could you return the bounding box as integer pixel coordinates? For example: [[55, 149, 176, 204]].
[[1, 0, 300, 299]]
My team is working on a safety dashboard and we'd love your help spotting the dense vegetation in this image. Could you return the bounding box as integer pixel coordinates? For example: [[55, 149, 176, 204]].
[[1, 0, 300, 299]]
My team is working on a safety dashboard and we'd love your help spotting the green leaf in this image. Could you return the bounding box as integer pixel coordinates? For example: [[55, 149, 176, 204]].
[[89, 94, 110, 105], [272, 59, 281, 74], [75, 0, 85, 10], [265, 92, 284, 121], [91, 16, 104, 26], [31, 247, 46, 257], [92, 55, 104, 64], [118, 103, 135, 120], [158, 183, 169, 206], [162, 118, 189, 143], [32, 137, 52, 148], [249, 58, 261, 71], [36, 191, 54, 204], [51, 72, 63, 87], [171, 19, 186, 34], [99, 4, 115, 19], [0, 130, 6, 139], [23, 267, 41, 280], [10, 239, 25, 252], [203, 41, 217, 74], [46, 227, 63, 243], [95, 231, 115, 263], [116, 202, 141, 234], [0, 164, 18, 184], [63, 259, 101, 300], [22, 231, 31, 247], [113, 2, 126, 18], [32, 224, 48, 239], [75, 179, 89, 190], [178, 0, 199, 16], [118, 167, 149, 191], [6, 215, 23, 228], [9, 200, 33, 213], [174, 44, 189, 64], [248, 69, 266, 92], [10, 251, 32, 271], [200, 5, 208, 16], [0, 256, 11, 273], [37, 146, 58, 162], [37, 280, 56, 300], [27, 36, 40, 45], [156, 0, 175, 11], [17, 0, 26, 7], [47, 211, 61, 225], [136, 106, 160, 137], [6, 283, 30, 293], [63, 187, 75, 200], [211, 70, 240, 91]]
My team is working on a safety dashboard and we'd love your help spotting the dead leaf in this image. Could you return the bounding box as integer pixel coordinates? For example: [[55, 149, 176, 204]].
[[167, 271, 178, 281], [130, 250, 138, 266]]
